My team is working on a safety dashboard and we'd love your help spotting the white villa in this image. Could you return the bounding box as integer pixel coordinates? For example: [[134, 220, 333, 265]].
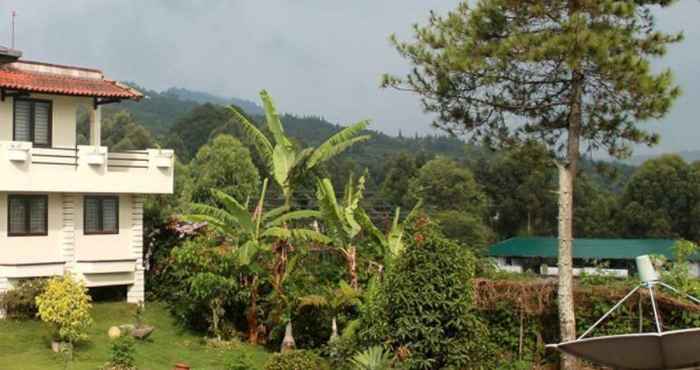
[[0, 47, 174, 312]]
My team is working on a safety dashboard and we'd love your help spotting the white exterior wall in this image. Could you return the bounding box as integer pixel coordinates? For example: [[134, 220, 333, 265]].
[[0, 92, 174, 194], [127, 195, 145, 304], [0, 193, 64, 264], [0, 93, 89, 146], [0, 90, 171, 314], [0, 192, 146, 308]]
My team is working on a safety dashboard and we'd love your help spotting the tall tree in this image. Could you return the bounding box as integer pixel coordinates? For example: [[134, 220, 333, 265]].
[[619, 155, 700, 241], [478, 142, 558, 237], [189, 134, 261, 206], [230, 90, 371, 208], [406, 157, 487, 216], [384, 1, 681, 367]]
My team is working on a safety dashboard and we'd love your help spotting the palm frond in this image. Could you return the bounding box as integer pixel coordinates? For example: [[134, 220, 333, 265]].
[[297, 294, 328, 310], [182, 214, 237, 238], [260, 90, 293, 148], [262, 205, 290, 222], [272, 145, 295, 190], [227, 105, 273, 170], [316, 178, 345, 229], [307, 120, 371, 169], [209, 190, 255, 232], [355, 207, 386, 246], [350, 346, 392, 370], [268, 210, 322, 227], [262, 227, 331, 244], [308, 135, 371, 171], [237, 240, 262, 266]]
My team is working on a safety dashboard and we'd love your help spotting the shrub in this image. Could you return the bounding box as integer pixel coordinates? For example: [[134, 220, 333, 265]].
[[0, 278, 46, 319], [371, 220, 497, 369], [264, 350, 329, 370], [167, 237, 246, 337], [225, 351, 256, 370], [105, 336, 136, 370], [350, 346, 393, 370], [36, 274, 93, 344]]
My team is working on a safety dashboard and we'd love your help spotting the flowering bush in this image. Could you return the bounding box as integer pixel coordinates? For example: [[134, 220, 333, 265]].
[[36, 274, 93, 344]]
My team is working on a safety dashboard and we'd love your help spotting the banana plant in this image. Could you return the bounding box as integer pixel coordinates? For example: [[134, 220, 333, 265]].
[[356, 200, 422, 269], [229, 90, 372, 207], [184, 178, 328, 344], [316, 174, 367, 290]]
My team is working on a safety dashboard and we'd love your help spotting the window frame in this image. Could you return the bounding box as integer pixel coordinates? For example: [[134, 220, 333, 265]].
[[12, 97, 53, 148], [83, 195, 120, 235], [7, 194, 49, 237]]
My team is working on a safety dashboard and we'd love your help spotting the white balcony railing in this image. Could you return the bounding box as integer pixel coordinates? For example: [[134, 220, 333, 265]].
[[0, 141, 174, 194]]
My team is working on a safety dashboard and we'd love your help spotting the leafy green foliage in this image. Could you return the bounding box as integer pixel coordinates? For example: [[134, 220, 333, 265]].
[[407, 157, 487, 215], [264, 350, 329, 370], [189, 135, 261, 206], [350, 346, 393, 370], [35, 275, 93, 344], [231, 90, 371, 205], [363, 219, 497, 369], [167, 236, 244, 337], [619, 155, 700, 240], [106, 336, 136, 370], [384, 0, 681, 159], [0, 279, 46, 320], [225, 351, 257, 370], [476, 142, 557, 237]]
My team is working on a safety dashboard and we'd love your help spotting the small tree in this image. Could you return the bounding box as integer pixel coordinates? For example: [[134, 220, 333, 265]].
[[105, 336, 136, 370], [316, 175, 368, 290], [185, 179, 328, 343], [189, 134, 261, 206], [375, 220, 495, 369], [36, 274, 93, 345]]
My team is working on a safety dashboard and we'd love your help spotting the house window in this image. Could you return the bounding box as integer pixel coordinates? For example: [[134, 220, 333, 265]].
[[84, 196, 119, 234], [13, 98, 52, 147], [7, 195, 48, 236]]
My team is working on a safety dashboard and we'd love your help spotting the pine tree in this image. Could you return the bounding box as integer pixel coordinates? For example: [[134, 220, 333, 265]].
[[384, 1, 682, 367]]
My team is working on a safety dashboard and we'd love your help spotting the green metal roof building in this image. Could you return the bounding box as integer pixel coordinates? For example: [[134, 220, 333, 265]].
[[488, 237, 697, 277], [489, 237, 681, 261]]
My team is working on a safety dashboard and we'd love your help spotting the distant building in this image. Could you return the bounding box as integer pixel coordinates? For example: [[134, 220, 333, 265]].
[[488, 237, 699, 278], [0, 47, 174, 315]]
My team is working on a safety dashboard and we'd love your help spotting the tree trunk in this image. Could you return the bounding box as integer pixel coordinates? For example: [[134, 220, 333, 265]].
[[558, 67, 583, 369], [346, 246, 358, 290], [246, 276, 259, 344], [329, 316, 339, 343]]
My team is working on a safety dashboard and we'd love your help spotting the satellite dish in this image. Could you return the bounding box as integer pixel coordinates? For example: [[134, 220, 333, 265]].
[[547, 255, 700, 370]]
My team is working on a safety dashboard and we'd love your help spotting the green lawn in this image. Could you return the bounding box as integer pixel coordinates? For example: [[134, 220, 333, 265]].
[[0, 301, 270, 370]]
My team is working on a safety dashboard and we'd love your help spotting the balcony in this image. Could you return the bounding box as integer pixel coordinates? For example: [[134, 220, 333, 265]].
[[0, 141, 174, 194]]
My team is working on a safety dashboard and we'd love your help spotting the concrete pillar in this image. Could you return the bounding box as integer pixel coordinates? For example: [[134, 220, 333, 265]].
[[89, 105, 101, 147], [127, 195, 145, 304], [61, 194, 77, 275], [0, 277, 8, 319]]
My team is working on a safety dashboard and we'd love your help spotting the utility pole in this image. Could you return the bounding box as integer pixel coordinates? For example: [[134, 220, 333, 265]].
[[11, 10, 16, 49]]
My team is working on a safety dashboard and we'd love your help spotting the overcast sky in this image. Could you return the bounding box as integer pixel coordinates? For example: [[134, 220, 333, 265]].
[[1, 1, 698, 155]]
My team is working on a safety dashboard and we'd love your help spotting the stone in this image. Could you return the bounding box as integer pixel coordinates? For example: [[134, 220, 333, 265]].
[[132, 325, 154, 340], [108, 326, 122, 339]]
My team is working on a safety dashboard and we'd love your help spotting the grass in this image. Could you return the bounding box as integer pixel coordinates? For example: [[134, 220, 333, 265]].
[[0, 301, 270, 370]]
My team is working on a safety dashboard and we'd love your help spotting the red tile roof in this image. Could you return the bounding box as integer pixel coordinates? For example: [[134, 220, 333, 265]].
[[0, 60, 142, 100]]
